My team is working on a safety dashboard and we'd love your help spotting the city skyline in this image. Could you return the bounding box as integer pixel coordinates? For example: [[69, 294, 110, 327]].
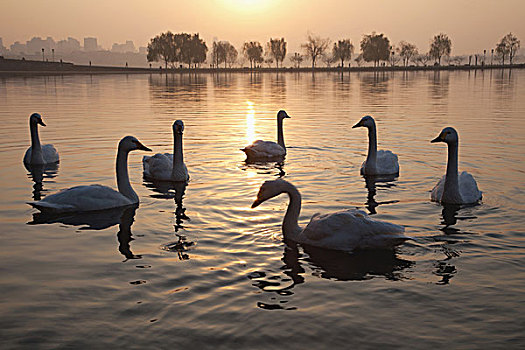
[[1, 0, 524, 56]]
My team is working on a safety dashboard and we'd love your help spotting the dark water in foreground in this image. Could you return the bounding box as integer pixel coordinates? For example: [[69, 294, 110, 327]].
[[0, 70, 524, 349]]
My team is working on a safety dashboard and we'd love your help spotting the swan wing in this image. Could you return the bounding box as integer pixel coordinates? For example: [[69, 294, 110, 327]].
[[376, 150, 399, 174], [303, 209, 407, 251], [459, 171, 482, 203], [143, 153, 173, 180], [42, 144, 59, 163], [28, 184, 133, 213], [242, 140, 285, 160]]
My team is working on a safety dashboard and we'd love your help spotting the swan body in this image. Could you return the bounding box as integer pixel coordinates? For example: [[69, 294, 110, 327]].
[[28, 136, 151, 213], [353, 115, 399, 175], [143, 120, 189, 182], [430, 127, 482, 204], [23, 113, 59, 165], [242, 110, 290, 161], [252, 179, 409, 251]]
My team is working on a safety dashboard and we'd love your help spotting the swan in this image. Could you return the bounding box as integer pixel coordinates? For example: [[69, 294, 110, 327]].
[[430, 127, 482, 204], [28, 136, 151, 213], [23, 113, 59, 165], [242, 110, 290, 161], [142, 120, 189, 182], [353, 115, 399, 175], [251, 179, 409, 251]]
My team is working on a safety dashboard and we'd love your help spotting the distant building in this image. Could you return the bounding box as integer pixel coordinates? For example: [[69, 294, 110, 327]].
[[138, 46, 147, 55], [26, 36, 55, 54], [111, 40, 136, 53], [0, 38, 7, 54], [84, 37, 98, 51], [10, 41, 26, 54], [56, 37, 80, 53]]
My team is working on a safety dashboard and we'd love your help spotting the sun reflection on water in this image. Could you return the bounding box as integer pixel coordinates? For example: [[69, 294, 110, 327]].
[[246, 101, 256, 145]]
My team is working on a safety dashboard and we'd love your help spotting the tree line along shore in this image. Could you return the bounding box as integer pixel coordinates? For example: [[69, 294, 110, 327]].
[[1, 31, 522, 74]]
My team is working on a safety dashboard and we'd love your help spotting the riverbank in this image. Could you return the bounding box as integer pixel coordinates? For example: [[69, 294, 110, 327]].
[[1, 56, 524, 76]]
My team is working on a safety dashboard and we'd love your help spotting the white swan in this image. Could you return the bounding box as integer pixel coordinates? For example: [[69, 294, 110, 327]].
[[430, 127, 482, 204], [28, 136, 151, 213], [242, 110, 290, 161], [143, 120, 189, 182], [23, 113, 59, 165], [353, 115, 399, 175], [251, 179, 409, 251]]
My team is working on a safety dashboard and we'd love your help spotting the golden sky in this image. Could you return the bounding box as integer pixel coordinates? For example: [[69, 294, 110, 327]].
[[1, 0, 524, 54]]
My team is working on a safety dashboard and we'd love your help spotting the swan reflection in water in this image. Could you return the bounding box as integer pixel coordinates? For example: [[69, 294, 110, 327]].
[[430, 203, 478, 285], [142, 179, 194, 259], [250, 242, 413, 310], [28, 205, 141, 260], [363, 175, 399, 214], [24, 163, 59, 201], [240, 160, 286, 178]]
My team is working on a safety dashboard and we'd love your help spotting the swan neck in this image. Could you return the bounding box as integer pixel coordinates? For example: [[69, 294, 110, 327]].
[[172, 130, 185, 174], [30, 121, 44, 163], [282, 183, 302, 237], [116, 147, 138, 203], [443, 141, 460, 202], [277, 118, 286, 151], [366, 124, 377, 168]]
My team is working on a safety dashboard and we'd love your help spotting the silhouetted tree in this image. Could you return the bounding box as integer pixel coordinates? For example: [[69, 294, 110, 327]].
[[302, 33, 330, 68], [429, 33, 451, 65], [354, 53, 364, 67], [212, 41, 235, 68], [179, 33, 207, 68], [415, 53, 431, 66], [225, 42, 238, 68], [243, 41, 263, 69], [268, 38, 287, 68], [322, 53, 336, 67], [290, 52, 303, 68], [399, 41, 418, 67], [496, 33, 520, 65], [147, 31, 176, 69], [360, 33, 390, 67], [332, 39, 354, 68]]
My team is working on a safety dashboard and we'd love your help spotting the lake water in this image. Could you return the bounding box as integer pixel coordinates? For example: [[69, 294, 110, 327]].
[[0, 70, 524, 349]]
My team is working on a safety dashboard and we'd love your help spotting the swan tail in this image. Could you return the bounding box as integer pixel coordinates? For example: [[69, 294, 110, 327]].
[[27, 201, 75, 213]]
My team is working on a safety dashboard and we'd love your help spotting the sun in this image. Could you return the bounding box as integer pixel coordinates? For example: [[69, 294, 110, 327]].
[[219, 0, 275, 13]]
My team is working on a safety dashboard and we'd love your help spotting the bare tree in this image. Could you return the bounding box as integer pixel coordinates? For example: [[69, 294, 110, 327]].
[[268, 38, 287, 68], [399, 41, 418, 67], [332, 39, 354, 68], [301, 33, 330, 68], [429, 33, 452, 65], [496, 33, 521, 65], [290, 52, 303, 68], [415, 53, 431, 66], [225, 43, 238, 68], [322, 53, 336, 67], [243, 41, 263, 69]]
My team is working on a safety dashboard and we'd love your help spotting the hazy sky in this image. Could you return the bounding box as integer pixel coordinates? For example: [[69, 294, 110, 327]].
[[1, 0, 524, 55]]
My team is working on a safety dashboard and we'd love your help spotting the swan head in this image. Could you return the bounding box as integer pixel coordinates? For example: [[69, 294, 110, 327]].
[[118, 136, 152, 153], [352, 115, 375, 129], [172, 120, 184, 134], [277, 110, 291, 120], [29, 113, 46, 127], [251, 179, 288, 208], [431, 127, 458, 144]]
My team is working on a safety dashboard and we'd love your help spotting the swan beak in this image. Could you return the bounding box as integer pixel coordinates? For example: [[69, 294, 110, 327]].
[[138, 142, 152, 151], [352, 121, 362, 128], [285, 115, 291, 119], [38, 119, 46, 127], [251, 198, 262, 208], [431, 134, 443, 143]]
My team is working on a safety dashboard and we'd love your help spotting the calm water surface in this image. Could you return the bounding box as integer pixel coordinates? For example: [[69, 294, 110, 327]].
[[0, 70, 524, 348]]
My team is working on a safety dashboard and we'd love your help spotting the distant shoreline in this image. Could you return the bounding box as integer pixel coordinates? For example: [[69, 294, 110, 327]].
[[1, 57, 524, 76]]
